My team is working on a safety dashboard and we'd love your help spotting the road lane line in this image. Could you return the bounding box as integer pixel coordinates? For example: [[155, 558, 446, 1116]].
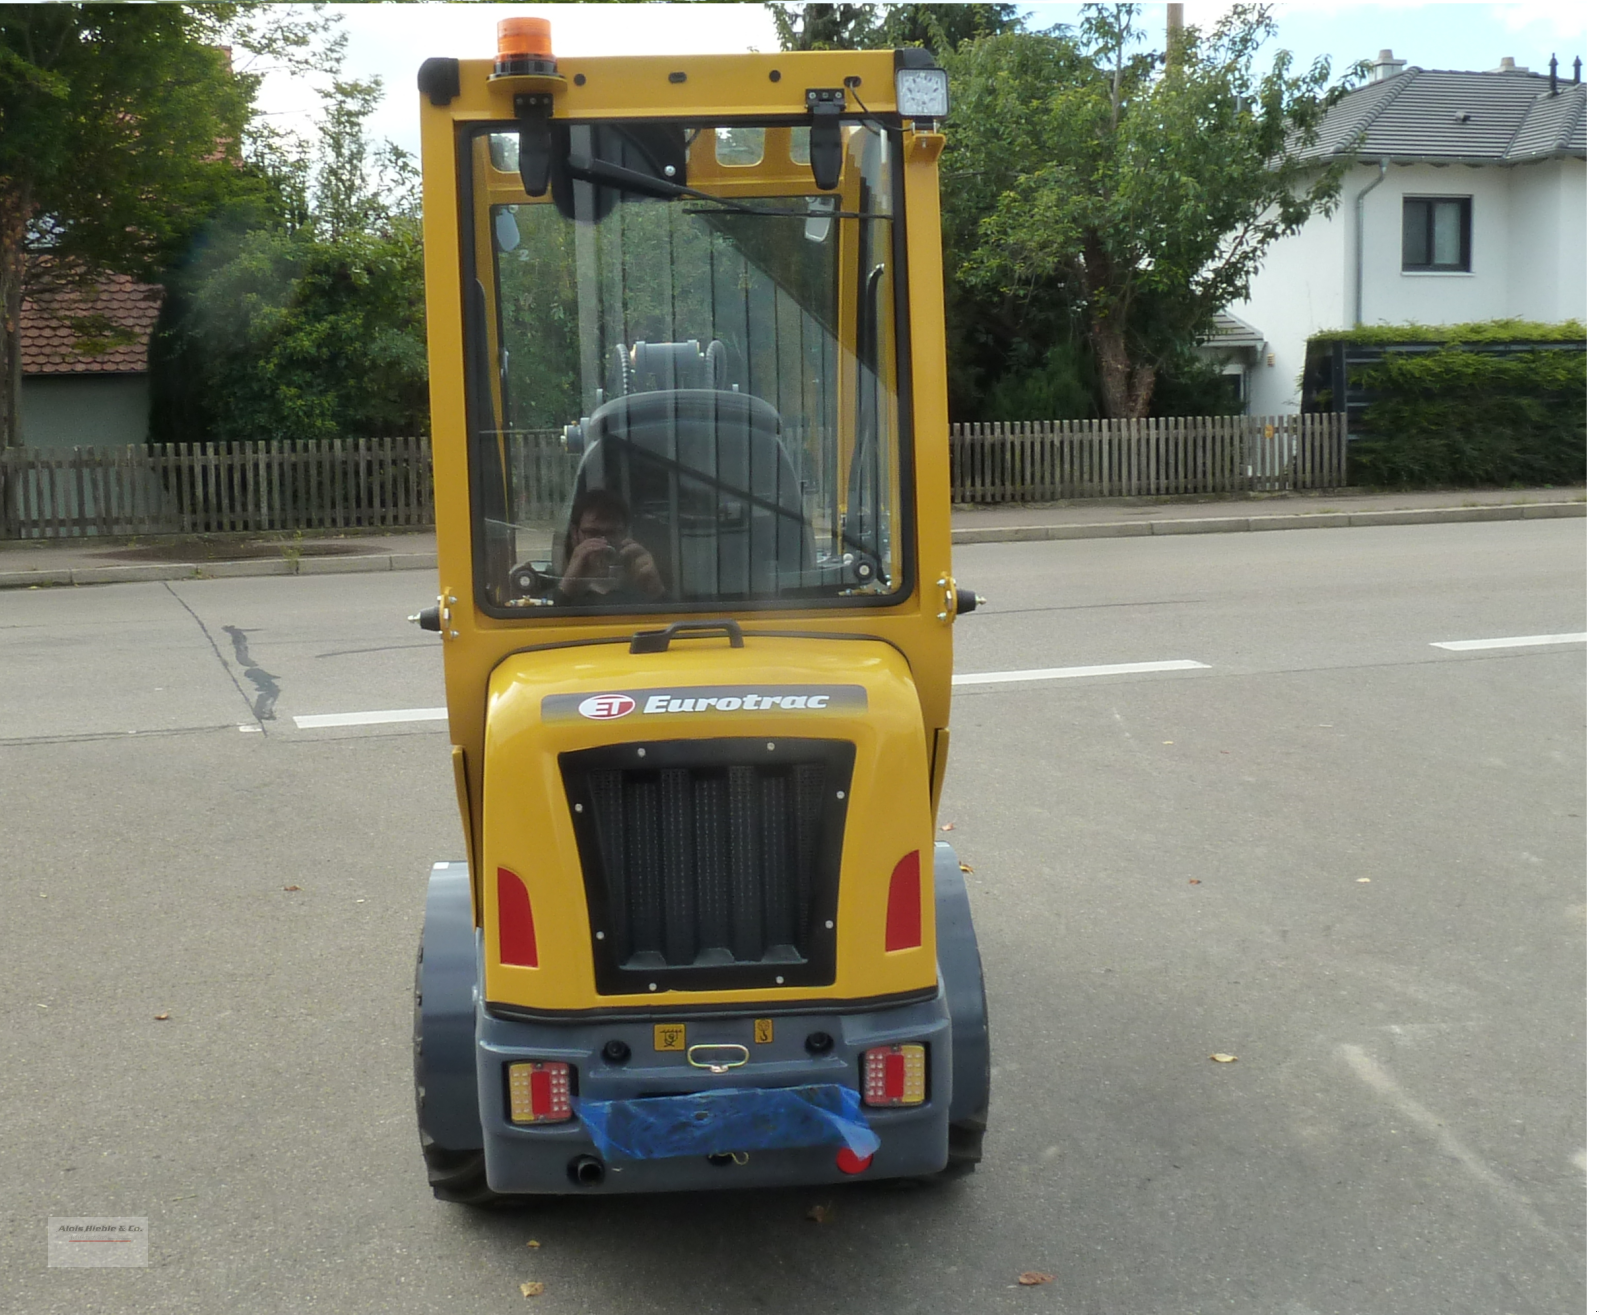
[[1340, 1044, 1578, 1260], [294, 707, 448, 729], [953, 659, 1209, 685], [297, 665, 1208, 723], [1431, 633, 1586, 651]]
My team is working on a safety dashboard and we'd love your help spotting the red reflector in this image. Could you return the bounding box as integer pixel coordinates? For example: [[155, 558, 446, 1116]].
[[497, 867, 539, 967], [835, 1147, 873, 1174], [884, 850, 921, 951], [882, 1050, 906, 1101]]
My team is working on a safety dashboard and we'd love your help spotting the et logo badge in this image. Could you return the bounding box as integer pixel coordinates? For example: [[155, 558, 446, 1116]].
[[578, 694, 636, 721]]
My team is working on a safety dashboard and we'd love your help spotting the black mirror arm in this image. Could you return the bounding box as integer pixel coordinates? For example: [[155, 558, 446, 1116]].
[[807, 89, 845, 191], [515, 93, 554, 197]]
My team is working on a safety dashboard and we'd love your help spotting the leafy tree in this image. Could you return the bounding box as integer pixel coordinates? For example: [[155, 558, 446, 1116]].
[[0, 2, 337, 445], [149, 77, 427, 444], [768, 4, 1017, 53], [948, 6, 1361, 417]]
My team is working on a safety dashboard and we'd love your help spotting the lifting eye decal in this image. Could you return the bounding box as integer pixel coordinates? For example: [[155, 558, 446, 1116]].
[[498, 867, 540, 967], [884, 850, 921, 952]]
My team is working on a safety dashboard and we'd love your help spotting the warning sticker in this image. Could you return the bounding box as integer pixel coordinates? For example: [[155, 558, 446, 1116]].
[[653, 1023, 686, 1052], [754, 1018, 774, 1045]]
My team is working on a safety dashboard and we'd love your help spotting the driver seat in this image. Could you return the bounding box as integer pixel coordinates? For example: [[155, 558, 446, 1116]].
[[567, 390, 813, 600]]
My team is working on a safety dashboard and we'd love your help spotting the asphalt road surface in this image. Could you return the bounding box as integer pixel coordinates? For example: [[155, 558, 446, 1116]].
[[1, 518, 1584, 1314]]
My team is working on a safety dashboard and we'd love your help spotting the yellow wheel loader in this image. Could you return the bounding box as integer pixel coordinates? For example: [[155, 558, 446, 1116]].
[[411, 16, 986, 1201]]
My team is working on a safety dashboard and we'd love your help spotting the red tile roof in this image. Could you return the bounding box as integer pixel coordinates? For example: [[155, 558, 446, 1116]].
[[21, 272, 163, 376]]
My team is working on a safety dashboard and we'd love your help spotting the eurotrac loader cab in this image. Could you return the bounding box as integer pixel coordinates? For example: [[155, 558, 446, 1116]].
[[411, 17, 987, 1202]]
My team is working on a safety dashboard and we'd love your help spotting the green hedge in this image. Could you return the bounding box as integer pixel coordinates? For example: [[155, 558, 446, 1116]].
[[1330, 326, 1586, 486], [1310, 318, 1586, 347]]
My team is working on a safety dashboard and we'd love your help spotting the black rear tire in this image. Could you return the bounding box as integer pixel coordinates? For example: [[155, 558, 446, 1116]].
[[421, 1139, 508, 1208], [943, 1117, 986, 1175]]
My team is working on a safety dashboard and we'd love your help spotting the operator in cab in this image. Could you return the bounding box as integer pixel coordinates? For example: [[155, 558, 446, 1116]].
[[551, 488, 666, 604]]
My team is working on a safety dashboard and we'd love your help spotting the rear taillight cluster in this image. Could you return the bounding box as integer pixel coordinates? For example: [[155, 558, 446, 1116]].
[[861, 1043, 926, 1106], [507, 1061, 574, 1124]]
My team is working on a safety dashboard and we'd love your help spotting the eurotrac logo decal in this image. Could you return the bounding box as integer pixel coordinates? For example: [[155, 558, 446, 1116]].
[[543, 685, 868, 723]]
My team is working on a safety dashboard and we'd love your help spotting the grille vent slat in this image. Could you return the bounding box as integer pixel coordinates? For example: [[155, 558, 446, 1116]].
[[589, 770, 631, 963], [659, 769, 697, 965], [727, 766, 764, 962], [693, 774, 730, 957], [562, 739, 851, 992], [759, 772, 793, 950], [625, 778, 664, 961]]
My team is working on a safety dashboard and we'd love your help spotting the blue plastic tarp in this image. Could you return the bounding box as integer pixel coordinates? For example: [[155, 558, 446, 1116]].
[[575, 1083, 881, 1162]]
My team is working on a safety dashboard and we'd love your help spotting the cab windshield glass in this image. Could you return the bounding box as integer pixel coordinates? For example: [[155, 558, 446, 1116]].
[[461, 120, 907, 614]]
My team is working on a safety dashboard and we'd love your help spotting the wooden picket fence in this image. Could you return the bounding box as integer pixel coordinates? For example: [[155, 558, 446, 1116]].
[[0, 436, 434, 539], [949, 413, 1347, 504], [0, 415, 1349, 538]]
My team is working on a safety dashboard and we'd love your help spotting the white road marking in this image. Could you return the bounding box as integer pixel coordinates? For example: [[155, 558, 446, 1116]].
[[953, 660, 1209, 686], [1340, 1044, 1576, 1257], [293, 707, 448, 729], [1431, 632, 1586, 651]]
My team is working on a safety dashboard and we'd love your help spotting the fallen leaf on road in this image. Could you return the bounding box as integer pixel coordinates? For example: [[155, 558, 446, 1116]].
[[154, 1013, 171, 1021], [283, 885, 302, 892], [959, 863, 974, 874], [520, 1280, 545, 1297], [1188, 879, 1201, 885], [1017, 1272, 1055, 1286], [940, 823, 955, 831], [525, 1239, 541, 1248], [805, 1203, 835, 1224], [1209, 1053, 1237, 1063]]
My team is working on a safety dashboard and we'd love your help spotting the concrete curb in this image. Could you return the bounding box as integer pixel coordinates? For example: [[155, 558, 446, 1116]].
[[0, 504, 1581, 587], [951, 501, 1585, 546], [0, 550, 439, 590]]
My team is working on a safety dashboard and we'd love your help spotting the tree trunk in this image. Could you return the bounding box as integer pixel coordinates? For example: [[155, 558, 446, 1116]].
[[1081, 229, 1157, 420], [0, 180, 32, 448], [1087, 317, 1157, 420]]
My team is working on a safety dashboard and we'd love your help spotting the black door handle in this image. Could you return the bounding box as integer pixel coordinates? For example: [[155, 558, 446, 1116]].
[[630, 619, 745, 654]]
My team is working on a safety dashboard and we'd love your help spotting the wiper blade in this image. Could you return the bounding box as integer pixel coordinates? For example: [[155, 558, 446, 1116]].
[[565, 154, 884, 219], [566, 153, 765, 215], [683, 207, 887, 220]]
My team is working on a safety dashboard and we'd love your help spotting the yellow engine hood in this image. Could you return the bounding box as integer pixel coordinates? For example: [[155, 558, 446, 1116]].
[[480, 633, 937, 1014]]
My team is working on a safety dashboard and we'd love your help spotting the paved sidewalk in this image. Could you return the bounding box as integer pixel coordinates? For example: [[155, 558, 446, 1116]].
[[0, 529, 438, 590], [951, 485, 1584, 543], [0, 486, 1584, 588]]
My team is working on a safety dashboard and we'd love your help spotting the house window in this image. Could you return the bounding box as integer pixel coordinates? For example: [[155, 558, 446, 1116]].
[[1402, 197, 1472, 272]]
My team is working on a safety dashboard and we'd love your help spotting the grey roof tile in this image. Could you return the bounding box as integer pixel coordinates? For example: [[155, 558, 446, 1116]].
[[1309, 67, 1586, 164]]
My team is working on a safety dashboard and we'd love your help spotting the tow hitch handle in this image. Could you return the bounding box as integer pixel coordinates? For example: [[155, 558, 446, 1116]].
[[630, 618, 745, 654]]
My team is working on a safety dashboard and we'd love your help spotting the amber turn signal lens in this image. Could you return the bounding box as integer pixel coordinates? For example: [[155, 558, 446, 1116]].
[[497, 16, 553, 59]]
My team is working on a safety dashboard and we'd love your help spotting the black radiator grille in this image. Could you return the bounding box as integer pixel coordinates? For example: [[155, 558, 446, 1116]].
[[561, 738, 853, 993]]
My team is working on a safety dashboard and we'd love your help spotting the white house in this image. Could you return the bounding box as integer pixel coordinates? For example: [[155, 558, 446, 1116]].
[[1215, 52, 1587, 415]]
